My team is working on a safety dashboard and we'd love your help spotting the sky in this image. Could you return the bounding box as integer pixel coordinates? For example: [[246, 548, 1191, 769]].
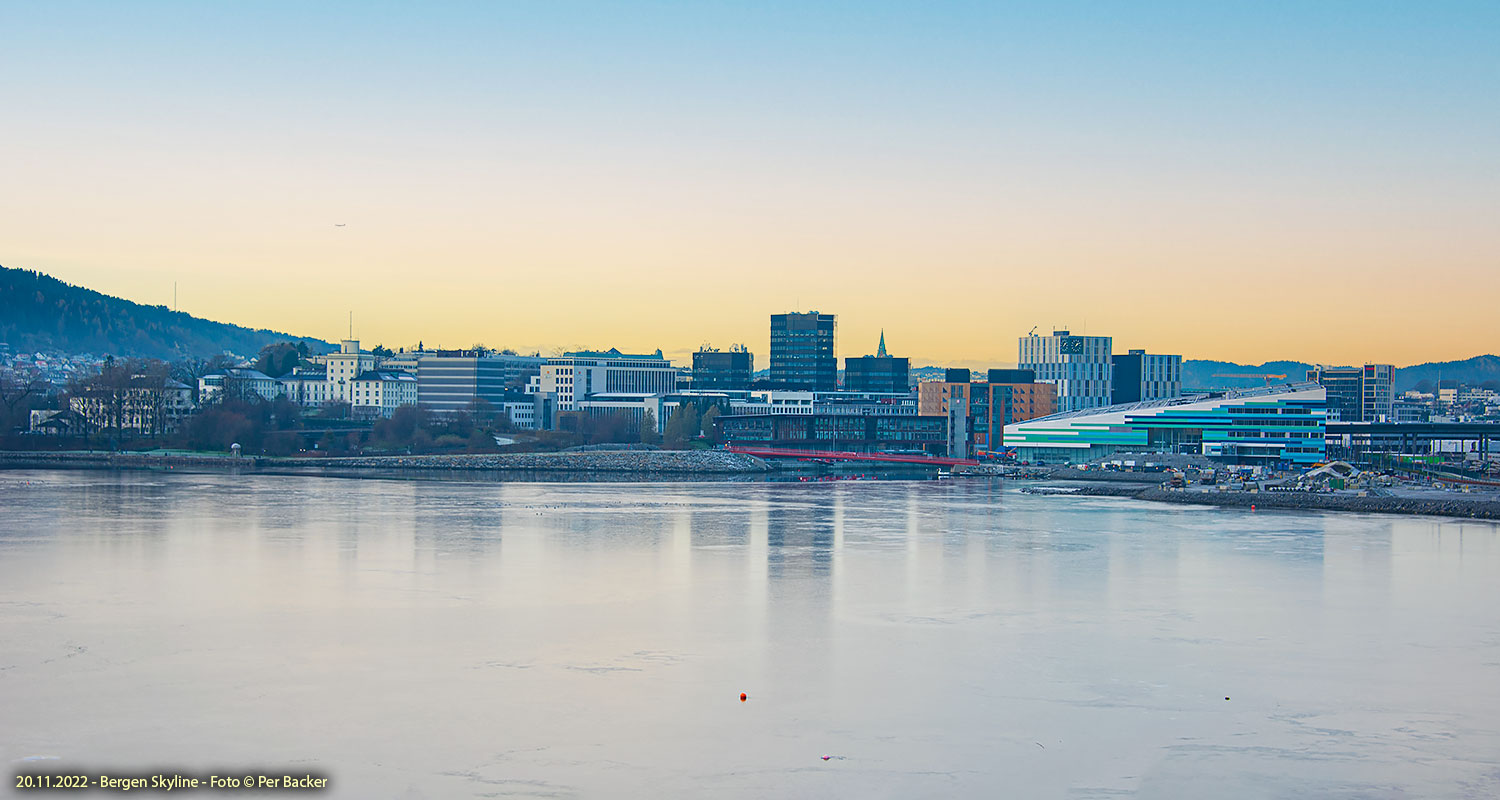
[[2, 1, 1497, 368]]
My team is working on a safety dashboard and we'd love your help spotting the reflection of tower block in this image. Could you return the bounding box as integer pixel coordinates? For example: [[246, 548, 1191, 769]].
[[946, 400, 969, 460]]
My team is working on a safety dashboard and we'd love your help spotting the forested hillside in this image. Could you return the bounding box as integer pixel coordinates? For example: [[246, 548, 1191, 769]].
[[0, 266, 330, 360]]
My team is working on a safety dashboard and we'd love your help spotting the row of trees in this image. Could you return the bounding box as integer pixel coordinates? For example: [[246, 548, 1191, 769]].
[[558, 403, 723, 449]]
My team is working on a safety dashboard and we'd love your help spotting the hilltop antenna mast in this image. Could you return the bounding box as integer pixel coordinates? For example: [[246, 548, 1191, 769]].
[[173, 281, 177, 312], [349, 311, 353, 340]]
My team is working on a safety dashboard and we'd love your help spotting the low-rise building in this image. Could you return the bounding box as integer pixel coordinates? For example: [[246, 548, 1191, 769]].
[[540, 349, 679, 411], [843, 331, 909, 393], [278, 369, 330, 407], [71, 376, 195, 436], [717, 412, 947, 455], [199, 368, 282, 404]]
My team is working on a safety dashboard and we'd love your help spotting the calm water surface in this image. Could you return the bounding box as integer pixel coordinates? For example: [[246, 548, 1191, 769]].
[[2, 470, 1498, 799]]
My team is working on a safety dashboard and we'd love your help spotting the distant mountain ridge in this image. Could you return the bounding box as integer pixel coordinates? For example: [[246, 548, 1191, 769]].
[[0, 265, 331, 361], [1185, 356, 1500, 392]]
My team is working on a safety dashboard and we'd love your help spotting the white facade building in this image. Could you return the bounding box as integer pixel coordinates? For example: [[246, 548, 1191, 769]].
[[349, 370, 418, 419], [539, 349, 679, 411], [278, 370, 331, 407], [323, 340, 379, 404], [199, 368, 283, 404], [502, 401, 537, 430], [71, 377, 195, 435], [1019, 330, 1114, 412]]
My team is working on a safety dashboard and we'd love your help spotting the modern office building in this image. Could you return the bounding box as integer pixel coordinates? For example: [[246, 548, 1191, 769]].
[[989, 378, 1058, 426], [1003, 383, 1327, 465], [769, 312, 837, 391], [717, 412, 946, 454], [691, 346, 753, 390], [417, 352, 545, 415], [1111, 350, 1183, 404], [727, 389, 914, 417], [918, 370, 1057, 455], [1018, 330, 1113, 412], [1306, 364, 1394, 422], [539, 349, 680, 411], [843, 331, 909, 394]]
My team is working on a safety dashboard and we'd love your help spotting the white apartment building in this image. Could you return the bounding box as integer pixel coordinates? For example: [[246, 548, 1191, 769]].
[[71, 377, 195, 435], [1019, 330, 1114, 412], [278, 370, 330, 407], [199, 368, 283, 404], [323, 340, 379, 404], [502, 401, 537, 430], [349, 370, 418, 419]]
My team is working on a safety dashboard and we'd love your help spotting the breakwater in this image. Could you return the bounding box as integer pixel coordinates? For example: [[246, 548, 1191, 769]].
[[1025, 481, 1500, 520]]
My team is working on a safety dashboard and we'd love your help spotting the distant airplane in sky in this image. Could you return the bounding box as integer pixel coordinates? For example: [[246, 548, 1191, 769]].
[[334, 223, 346, 227]]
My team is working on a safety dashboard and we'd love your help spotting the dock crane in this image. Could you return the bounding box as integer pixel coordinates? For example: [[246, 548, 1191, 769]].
[[1212, 373, 1289, 386]]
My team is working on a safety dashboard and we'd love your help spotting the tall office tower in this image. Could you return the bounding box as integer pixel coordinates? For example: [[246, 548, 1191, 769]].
[[1111, 349, 1183, 404], [1307, 364, 1394, 421], [1018, 330, 1113, 412], [769, 312, 837, 391], [843, 330, 909, 393]]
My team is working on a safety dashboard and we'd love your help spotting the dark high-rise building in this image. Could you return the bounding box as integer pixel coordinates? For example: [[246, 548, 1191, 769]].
[[769, 312, 837, 391], [843, 330, 909, 393], [945, 368, 972, 383], [692, 346, 753, 390], [1307, 364, 1393, 422], [1110, 350, 1182, 404]]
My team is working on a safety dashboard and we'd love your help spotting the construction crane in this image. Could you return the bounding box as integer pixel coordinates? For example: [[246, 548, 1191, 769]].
[[1213, 373, 1288, 386]]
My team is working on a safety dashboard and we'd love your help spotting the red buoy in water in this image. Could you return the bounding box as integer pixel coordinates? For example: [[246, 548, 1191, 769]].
[[740, 693, 747, 702]]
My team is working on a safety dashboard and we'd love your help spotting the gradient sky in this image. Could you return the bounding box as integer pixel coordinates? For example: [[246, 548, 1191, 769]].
[[3, 1, 1497, 368]]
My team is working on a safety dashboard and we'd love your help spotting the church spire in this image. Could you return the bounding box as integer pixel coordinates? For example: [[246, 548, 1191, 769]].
[[876, 329, 888, 358]]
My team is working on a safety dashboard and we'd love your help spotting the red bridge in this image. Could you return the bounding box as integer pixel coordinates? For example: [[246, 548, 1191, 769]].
[[725, 446, 979, 467]]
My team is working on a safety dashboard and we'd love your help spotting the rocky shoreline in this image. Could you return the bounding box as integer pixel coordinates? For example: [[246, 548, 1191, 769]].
[[0, 450, 772, 475], [1026, 482, 1500, 520]]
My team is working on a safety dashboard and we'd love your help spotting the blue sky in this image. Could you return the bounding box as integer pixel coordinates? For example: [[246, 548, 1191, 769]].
[[3, 1, 1497, 365]]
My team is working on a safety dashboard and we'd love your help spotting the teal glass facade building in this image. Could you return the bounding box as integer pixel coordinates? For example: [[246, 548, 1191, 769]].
[[1002, 383, 1327, 465]]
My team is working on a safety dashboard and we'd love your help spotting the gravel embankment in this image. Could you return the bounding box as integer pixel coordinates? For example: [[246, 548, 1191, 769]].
[[273, 451, 770, 474], [1023, 480, 1500, 520], [1044, 468, 1164, 484], [0, 450, 772, 475]]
